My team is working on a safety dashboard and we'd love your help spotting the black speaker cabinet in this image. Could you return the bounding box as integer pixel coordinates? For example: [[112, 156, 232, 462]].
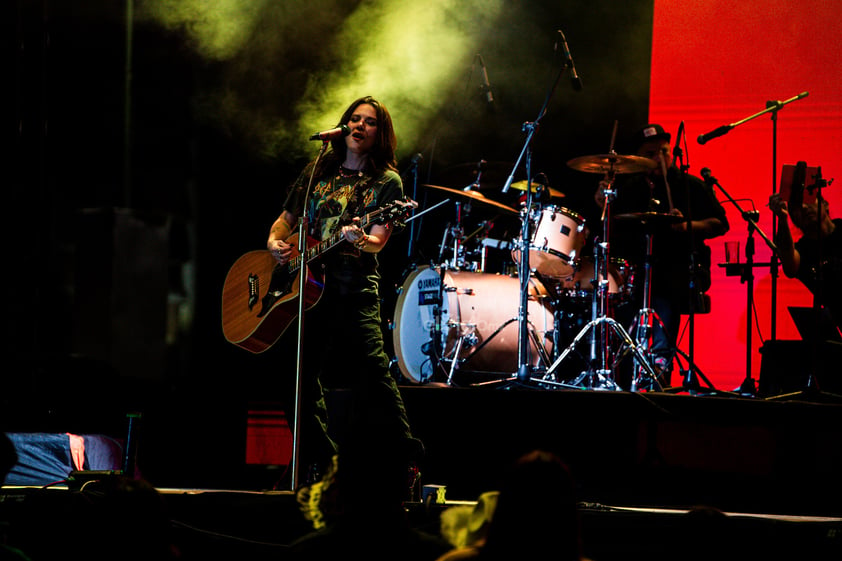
[[759, 339, 842, 397]]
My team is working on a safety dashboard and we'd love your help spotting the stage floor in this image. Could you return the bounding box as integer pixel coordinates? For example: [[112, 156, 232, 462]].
[[394, 385, 842, 516], [4, 383, 842, 559]]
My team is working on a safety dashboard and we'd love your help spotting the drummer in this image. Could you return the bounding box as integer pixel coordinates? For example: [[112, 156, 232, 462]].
[[594, 124, 729, 384]]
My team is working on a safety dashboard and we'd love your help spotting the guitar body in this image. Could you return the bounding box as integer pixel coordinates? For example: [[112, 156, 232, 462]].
[[222, 198, 417, 353], [221, 233, 325, 353]]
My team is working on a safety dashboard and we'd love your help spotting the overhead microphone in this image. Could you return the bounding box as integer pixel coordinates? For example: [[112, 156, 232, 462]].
[[557, 30, 583, 91], [477, 54, 494, 105], [309, 124, 351, 141], [673, 121, 685, 158], [700, 167, 717, 186]]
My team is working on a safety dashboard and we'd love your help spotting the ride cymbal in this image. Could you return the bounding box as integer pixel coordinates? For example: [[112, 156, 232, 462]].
[[509, 180, 565, 198], [423, 184, 518, 214], [567, 153, 657, 174]]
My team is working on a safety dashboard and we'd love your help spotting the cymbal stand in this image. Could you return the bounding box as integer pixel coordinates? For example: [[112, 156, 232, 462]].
[[543, 167, 661, 390]]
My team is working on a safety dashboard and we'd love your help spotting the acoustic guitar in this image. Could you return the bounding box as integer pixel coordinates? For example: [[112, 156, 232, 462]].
[[221, 198, 417, 353]]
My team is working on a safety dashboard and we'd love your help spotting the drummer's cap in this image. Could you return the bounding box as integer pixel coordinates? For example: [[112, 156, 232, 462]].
[[631, 124, 671, 150]]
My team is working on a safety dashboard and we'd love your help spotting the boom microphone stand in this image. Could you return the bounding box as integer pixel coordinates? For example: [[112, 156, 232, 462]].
[[701, 168, 777, 396], [499, 30, 580, 386], [698, 91, 809, 342]]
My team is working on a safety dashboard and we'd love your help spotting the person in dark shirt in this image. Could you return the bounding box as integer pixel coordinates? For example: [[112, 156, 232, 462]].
[[266, 95, 423, 484], [594, 124, 729, 386]]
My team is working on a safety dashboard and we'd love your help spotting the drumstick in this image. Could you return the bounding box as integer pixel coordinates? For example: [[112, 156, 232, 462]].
[[659, 150, 674, 211], [608, 120, 618, 153]]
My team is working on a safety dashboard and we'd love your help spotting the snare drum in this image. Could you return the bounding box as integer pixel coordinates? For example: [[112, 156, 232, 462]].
[[511, 206, 587, 277], [392, 266, 554, 384], [552, 256, 635, 306]]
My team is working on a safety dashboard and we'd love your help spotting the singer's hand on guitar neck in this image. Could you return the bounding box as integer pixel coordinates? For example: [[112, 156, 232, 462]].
[[267, 210, 296, 264]]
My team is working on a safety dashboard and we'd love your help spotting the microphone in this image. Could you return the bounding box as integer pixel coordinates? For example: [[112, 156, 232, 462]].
[[411, 153, 423, 166], [673, 121, 685, 158], [477, 54, 494, 105], [700, 167, 717, 186], [697, 124, 732, 145], [309, 124, 351, 141], [558, 30, 583, 91]]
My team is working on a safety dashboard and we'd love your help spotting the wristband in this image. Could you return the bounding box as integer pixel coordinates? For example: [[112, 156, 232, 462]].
[[354, 234, 368, 249]]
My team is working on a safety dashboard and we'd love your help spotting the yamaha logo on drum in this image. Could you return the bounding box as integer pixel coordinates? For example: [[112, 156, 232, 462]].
[[417, 276, 441, 290]]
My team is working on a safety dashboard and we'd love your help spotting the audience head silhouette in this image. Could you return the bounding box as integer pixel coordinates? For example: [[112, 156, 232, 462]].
[[479, 449, 585, 561]]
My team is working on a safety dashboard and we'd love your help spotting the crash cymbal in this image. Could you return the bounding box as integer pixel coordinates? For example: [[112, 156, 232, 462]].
[[614, 212, 685, 228], [423, 184, 518, 214], [567, 154, 657, 174], [509, 180, 565, 198]]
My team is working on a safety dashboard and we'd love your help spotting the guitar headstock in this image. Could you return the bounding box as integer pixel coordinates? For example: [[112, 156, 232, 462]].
[[376, 197, 418, 227]]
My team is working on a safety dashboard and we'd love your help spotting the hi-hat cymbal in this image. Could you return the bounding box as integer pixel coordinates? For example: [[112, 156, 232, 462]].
[[423, 184, 518, 214], [567, 154, 657, 174], [614, 212, 685, 228], [509, 180, 565, 198]]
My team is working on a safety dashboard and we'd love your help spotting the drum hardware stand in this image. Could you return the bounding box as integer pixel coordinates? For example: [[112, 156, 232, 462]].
[[438, 202, 469, 270], [543, 166, 661, 391], [444, 316, 553, 387], [445, 323, 478, 386], [627, 230, 668, 391], [662, 120, 722, 394], [393, 200, 453, 384]]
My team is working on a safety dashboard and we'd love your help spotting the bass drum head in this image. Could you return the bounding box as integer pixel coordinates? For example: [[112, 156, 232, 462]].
[[393, 266, 555, 384], [393, 266, 445, 384]]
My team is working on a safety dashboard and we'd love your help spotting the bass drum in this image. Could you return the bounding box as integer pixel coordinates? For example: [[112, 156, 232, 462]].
[[393, 266, 555, 384]]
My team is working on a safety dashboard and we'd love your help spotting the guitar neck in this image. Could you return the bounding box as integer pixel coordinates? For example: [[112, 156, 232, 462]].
[[287, 206, 390, 273]]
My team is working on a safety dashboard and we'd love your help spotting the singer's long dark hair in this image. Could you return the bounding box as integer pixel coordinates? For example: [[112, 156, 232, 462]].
[[307, 96, 398, 180]]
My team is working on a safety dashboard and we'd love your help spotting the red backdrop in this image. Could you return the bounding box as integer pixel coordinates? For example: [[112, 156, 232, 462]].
[[650, 0, 842, 390]]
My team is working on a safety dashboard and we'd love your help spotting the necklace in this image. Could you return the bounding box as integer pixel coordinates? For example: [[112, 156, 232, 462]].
[[338, 166, 364, 179]]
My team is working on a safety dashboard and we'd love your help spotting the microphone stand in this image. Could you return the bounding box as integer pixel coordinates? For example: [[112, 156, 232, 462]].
[[290, 141, 328, 490], [698, 91, 808, 342], [703, 169, 777, 396], [406, 155, 422, 259], [498, 38, 573, 387]]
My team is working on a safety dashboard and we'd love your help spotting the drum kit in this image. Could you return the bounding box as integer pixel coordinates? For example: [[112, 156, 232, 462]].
[[392, 152, 675, 391]]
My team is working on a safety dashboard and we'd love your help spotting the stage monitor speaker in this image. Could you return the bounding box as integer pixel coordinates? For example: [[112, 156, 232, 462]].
[[758, 339, 842, 397]]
